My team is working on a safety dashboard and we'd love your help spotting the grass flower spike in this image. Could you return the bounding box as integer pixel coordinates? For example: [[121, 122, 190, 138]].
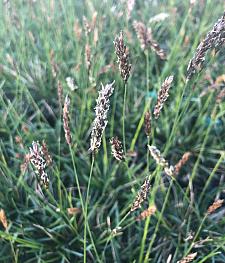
[[133, 21, 152, 50], [178, 252, 197, 263], [207, 199, 224, 214], [174, 152, 191, 175], [63, 95, 72, 146], [57, 80, 63, 107], [133, 20, 167, 59], [41, 140, 52, 166], [29, 141, 50, 188], [114, 31, 131, 82], [216, 88, 225, 104], [144, 110, 151, 137], [110, 136, 124, 161], [85, 43, 91, 74], [148, 145, 175, 177], [187, 12, 225, 80], [0, 209, 8, 229], [136, 205, 156, 221], [127, 0, 135, 20], [89, 82, 115, 153], [131, 177, 151, 212], [153, 75, 173, 119]]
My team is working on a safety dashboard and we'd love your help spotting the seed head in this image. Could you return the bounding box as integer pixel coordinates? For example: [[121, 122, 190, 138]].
[[85, 43, 91, 74], [63, 95, 72, 146], [83, 16, 92, 36], [216, 88, 225, 104], [148, 145, 175, 177], [29, 141, 50, 188], [67, 207, 81, 215], [127, 0, 135, 20], [66, 77, 77, 91], [50, 50, 58, 78], [114, 31, 131, 82], [133, 20, 166, 59], [57, 80, 63, 107], [149, 38, 167, 60], [0, 209, 8, 229], [74, 19, 82, 41], [153, 75, 173, 119], [144, 110, 151, 137], [41, 140, 52, 166], [20, 153, 31, 173], [91, 12, 98, 29], [89, 82, 115, 153], [110, 136, 124, 161], [136, 205, 156, 221], [187, 12, 225, 80], [149, 13, 169, 23], [133, 20, 152, 50], [131, 177, 151, 212], [175, 152, 192, 175], [207, 199, 224, 215], [177, 252, 197, 263]]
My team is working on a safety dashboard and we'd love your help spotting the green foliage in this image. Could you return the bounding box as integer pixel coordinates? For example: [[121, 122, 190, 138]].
[[0, 0, 225, 262]]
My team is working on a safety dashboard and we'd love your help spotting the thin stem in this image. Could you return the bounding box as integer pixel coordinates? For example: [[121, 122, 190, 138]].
[[69, 147, 85, 211], [199, 153, 225, 204], [101, 211, 131, 261], [164, 81, 188, 154], [146, 136, 150, 172], [185, 213, 208, 256], [186, 105, 217, 197], [123, 82, 127, 153], [69, 148, 100, 262], [124, 160, 135, 194], [57, 98, 63, 208], [144, 179, 174, 263], [138, 168, 161, 263], [84, 154, 95, 263], [146, 49, 150, 95], [130, 101, 150, 151], [145, 49, 151, 174]]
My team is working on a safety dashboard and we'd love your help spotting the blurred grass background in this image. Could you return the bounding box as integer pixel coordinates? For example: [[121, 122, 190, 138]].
[[0, 0, 225, 262]]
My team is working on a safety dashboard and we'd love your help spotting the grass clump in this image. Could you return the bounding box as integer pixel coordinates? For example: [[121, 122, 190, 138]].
[[0, 0, 225, 262]]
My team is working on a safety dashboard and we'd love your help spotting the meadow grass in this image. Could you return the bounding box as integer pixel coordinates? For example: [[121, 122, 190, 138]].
[[0, 0, 225, 262]]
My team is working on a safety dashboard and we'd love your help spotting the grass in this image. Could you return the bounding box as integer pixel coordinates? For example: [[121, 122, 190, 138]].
[[0, 0, 225, 262]]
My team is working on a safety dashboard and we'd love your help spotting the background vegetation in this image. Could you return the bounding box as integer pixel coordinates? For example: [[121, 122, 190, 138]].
[[0, 0, 225, 262]]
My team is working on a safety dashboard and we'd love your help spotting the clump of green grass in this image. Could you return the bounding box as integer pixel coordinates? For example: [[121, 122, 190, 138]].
[[0, 1, 225, 262]]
